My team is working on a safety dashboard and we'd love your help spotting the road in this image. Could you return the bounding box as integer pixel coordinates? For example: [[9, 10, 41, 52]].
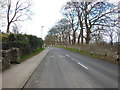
[[24, 47, 119, 88]]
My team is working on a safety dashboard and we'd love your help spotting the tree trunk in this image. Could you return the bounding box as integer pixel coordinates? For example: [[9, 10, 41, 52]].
[[86, 35, 90, 44], [85, 15, 90, 44], [110, 35, 113, 45], [81, 28, 83, 44], [77, 12, 84, 45], [6, 23, 10, 33], [77, 29, 83, 44], [72, 31, 76, 44], [77, 33, 81, 44], [86, 28, 91, 44], [68, 33, 71, 44], [81, 24, 83, 44]]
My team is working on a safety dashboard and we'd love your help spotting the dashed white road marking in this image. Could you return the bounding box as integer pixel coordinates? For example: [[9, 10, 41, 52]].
[[49, 56, 55, 58], [59, 55, 65, 58], [65, 54, 69, 57], [65, 54, 88, 70], [77, 62, 88, 70], [35, 80, 39, 83]]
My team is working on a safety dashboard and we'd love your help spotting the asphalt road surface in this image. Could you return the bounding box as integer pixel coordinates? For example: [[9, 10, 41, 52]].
[[24, 47, 119, 88]]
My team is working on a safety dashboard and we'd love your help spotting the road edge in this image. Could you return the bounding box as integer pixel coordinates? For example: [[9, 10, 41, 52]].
[[20, 48, 49, 88]]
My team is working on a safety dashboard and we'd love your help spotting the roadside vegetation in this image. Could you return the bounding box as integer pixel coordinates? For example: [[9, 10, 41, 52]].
[[54, 46, 119, 65], [1, 33, 44, 70], [2, 33, 43, 57], [20, 48, 45, 62]]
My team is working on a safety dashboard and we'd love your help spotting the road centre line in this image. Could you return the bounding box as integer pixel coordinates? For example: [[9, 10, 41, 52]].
[[77, 62, 88, 70], [65, 53, 88, 69], [49, 56, 55, 58], [65, 54, 69, 57]]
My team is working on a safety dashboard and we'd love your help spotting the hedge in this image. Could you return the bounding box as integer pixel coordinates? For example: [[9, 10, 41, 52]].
[[2, 33, 44, 56]]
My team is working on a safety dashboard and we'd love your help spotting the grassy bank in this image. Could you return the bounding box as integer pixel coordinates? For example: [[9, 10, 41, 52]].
[[54, 46, 119, 65], [20, 48, 45, 62]]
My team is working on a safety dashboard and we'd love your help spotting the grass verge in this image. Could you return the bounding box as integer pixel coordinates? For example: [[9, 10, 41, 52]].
[[54, 46, 119, 65], [20, 48, 45, 63]]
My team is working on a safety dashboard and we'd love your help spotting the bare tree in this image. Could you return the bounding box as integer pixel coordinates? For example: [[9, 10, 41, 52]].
[[0, 0, 6, 16], [6, 0, 32, 33], [62, 2, 79, 44], [45, 1, 118, 45], [103, 20, 118, 45], [57, 19, 71, 44], [91, 28, 104, 44], [0, 0, 6, 29], [44, 35, 55, 46], [67, 2, 84, 44], [62, 1, 117, 44], [45, 18, 71, 45], [83, 2, 117, 44]]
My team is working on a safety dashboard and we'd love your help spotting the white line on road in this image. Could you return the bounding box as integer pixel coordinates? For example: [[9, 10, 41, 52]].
[[49, 56, 55, 58], [66, 54, 69, 57], [65, 54, 88, 69], [77, 62, 88, 70]]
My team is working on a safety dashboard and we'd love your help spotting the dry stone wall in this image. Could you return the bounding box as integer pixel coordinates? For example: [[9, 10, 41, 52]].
[[63, 44, 119, 61], [1, 48, 21, 70]]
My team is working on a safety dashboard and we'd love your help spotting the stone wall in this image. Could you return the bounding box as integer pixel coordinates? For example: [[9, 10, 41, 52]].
[[61, 44, 118, 61], [2, 50, 11, 70], [9, 48, 21, 64], [68, 44, 118, 59], [1, 48, 21, 70]]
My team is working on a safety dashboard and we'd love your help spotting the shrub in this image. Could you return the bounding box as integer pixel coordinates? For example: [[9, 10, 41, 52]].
[[2, 33, 44, 56]]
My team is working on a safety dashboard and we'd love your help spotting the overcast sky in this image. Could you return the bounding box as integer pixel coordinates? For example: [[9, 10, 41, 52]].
[[19, 0, 119, 39], [20, 0, 69, 39]]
